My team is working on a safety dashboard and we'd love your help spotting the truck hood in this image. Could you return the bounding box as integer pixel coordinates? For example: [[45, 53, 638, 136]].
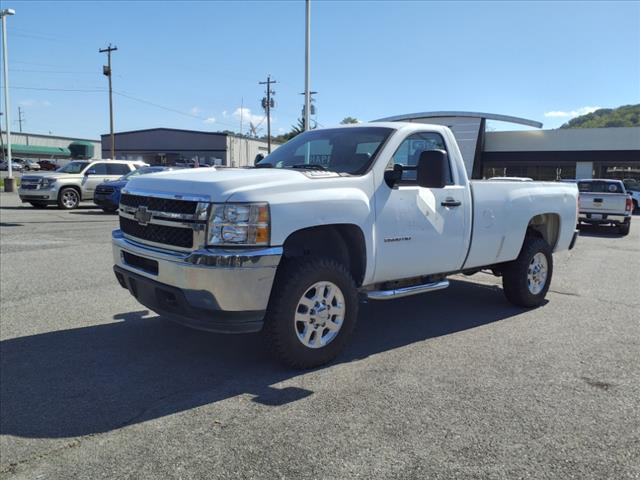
[[124, 167, 327, 202]]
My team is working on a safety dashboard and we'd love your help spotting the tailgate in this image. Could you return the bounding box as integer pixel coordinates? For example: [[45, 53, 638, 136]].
[[579, 192, 627, 214]]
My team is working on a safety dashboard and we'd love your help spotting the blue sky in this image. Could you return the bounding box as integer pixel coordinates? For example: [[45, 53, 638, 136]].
[[1, 0, 639, 139]]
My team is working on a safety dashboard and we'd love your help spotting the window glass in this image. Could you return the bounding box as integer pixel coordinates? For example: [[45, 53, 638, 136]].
[[257, 127, 394, 175], [107, 163, 131, 175], [58, 161, 90, 174], [88, 163, 108, 175], [391, 132, 451, 184], [577, 181, 624, 193]]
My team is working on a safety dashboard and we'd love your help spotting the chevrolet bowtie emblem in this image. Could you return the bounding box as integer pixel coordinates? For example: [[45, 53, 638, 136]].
[[134, 206, 152, 226]]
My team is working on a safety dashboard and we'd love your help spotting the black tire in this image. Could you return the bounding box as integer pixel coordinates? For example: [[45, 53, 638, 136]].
[[29, 201, 48, 209], [502, 236, 553, 308], [619, 221, 630, 236], [102, 207, 118, 214], [58, 187, 80, 210], [265, 257, 359, 369]]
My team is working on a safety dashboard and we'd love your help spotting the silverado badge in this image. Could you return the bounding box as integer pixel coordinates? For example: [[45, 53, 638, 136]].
[[134, 206, 152, 226]]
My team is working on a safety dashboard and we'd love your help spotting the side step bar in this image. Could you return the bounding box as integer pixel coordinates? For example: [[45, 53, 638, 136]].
[[365, 279, 450, 301]]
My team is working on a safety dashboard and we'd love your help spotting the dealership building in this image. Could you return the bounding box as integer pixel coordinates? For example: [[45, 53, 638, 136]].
[[375, 112, 640, 182], [101, 128, 273, 167]]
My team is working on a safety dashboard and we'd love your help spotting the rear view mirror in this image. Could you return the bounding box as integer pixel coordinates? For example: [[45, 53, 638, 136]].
[[384, 164, 403, 188], [417, 150, 448, 189]]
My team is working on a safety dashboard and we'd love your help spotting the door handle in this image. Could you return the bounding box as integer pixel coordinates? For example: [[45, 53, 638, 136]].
[[441, 198, 461, 207]]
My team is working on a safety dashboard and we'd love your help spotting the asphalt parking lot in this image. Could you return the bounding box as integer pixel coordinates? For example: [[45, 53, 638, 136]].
[[1, 191, 638, 479]]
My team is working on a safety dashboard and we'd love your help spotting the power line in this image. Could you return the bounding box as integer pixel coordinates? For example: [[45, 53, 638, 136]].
[[10, 86, 105, 92]]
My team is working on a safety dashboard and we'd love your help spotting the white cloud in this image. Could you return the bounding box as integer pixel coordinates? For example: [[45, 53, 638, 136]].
[[544, 106, 601, 118], [19, 99, 51, 108], [189, 106, 201, 116], [233, 107, 265, 126], [203, 117, 216, 124]]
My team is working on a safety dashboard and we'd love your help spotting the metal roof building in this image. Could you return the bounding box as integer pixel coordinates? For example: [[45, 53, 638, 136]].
[[100, 128, 274, 167], [374, 111, 640, 181]]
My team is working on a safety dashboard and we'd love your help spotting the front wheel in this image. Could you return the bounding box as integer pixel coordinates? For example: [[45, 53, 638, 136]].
[[502, 236, 553, 308], [265, 257, 359, 369], [58, 187, 80, 209]]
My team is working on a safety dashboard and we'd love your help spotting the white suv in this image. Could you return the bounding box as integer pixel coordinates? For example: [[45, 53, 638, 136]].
[[19, 159, 147, 209]]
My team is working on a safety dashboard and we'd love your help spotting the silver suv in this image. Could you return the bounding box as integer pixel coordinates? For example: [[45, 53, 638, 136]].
[[19, 160, 147, 209]]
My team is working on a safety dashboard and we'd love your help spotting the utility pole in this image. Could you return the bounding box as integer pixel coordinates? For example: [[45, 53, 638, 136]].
[[17, 106, 23, 132], [1, 8, 16, 192], [259, 75, 276, 153], [304, 0, 311, 131], [299, 91, 317, 130], [99, 43, 117, 159]]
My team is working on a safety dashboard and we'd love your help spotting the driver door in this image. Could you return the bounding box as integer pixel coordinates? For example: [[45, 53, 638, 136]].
[[373, 132, 469, 282]]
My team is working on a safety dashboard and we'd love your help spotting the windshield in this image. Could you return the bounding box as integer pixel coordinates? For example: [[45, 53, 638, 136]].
[[623, 179, 640, 192], [578, 181, 625, 193], [257, 127, 394, 175], [57, 161, 90, 174], [120, 166, 168, 181]]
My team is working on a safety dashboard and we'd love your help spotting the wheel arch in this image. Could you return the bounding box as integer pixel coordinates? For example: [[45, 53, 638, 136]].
[[281, 224, 367, 286], [526, 212, 561, 250]]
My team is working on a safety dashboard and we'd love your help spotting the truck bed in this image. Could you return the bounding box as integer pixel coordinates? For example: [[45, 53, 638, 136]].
[[463, 179, 578, 270]]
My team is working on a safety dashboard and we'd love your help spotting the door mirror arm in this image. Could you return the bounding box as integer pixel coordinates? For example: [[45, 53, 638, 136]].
[[384, 164, 403, 188]]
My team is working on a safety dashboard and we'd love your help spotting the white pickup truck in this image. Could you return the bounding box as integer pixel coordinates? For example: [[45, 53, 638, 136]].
[[112, 123, 579, 368]]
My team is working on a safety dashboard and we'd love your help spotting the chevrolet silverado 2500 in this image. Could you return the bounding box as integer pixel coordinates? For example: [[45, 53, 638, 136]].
[[112, 123, 579, 368]]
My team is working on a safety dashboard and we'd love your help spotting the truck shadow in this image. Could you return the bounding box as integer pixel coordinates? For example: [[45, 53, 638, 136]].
[[1, 279, 523, 439]]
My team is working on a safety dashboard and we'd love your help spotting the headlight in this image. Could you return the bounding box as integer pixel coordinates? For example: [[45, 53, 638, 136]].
[[208, 202, 270, 246], [41, 178, 57, 188]]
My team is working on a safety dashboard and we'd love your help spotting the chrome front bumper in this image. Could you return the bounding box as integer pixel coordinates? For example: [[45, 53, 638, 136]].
[[112, 230, 282, 333]]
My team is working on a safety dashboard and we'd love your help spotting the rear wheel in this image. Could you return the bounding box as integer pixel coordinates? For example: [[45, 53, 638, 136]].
[[29, 201, 48, 209], [58, 188, 80, 209], [502, 236, 553, 307], [619, 220, 630, 236], [102, 207, 118, 214], [265, 257, 359, 369]]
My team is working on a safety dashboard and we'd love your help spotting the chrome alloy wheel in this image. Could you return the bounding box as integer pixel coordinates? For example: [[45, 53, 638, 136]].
[[294, 281, 346, 349], [527, 252, 548, 295], [62, 189, 79, 208]]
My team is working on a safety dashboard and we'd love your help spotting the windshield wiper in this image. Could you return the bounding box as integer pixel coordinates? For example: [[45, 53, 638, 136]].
[[289, 164, 328, 171]]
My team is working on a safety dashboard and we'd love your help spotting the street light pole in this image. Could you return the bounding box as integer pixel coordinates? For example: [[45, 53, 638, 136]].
[[1, 8, 16, 192], [304, 0, 311, 131]]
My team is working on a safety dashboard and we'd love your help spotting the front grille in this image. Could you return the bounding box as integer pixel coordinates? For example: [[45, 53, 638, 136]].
[[120, 216, 193, 248], [120, 193, 197, 215], [96, 185, 115, 194], [21, 184, 38, 190]]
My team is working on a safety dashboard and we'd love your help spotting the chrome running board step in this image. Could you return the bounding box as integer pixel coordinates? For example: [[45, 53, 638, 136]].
[[365, 279, 450, 300]]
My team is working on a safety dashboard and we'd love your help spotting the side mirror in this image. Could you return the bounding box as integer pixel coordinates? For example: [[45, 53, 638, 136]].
[[417, 150, 449, 189], [254, 154, 264, 166], [85, 169, 96, 176], [384, 164, 403, 188]]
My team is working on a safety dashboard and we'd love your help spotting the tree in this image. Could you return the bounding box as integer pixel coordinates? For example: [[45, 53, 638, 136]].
[[560, 104, 640, 129], [340, 116, 360, 124]]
